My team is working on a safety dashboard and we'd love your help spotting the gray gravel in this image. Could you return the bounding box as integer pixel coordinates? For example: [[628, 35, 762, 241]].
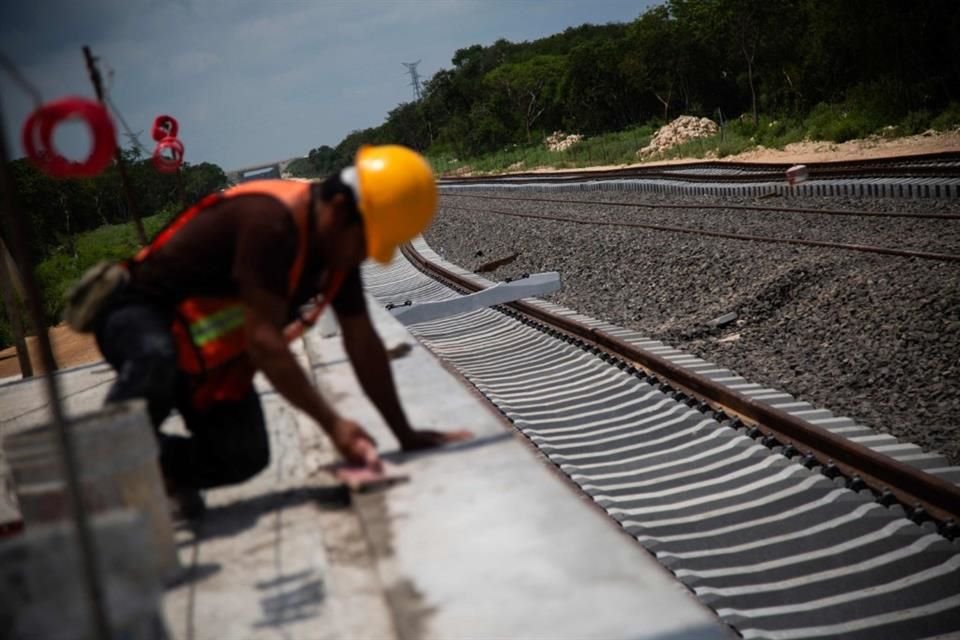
[[425, 189, 960, 467]]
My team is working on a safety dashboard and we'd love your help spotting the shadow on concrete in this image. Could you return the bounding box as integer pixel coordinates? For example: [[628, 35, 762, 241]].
[[178, 485, 350, 545], [254, 575, 326, 629], [255, 569, 314, 590], [166, 561, 222, 589], [380, 431, 514, 464]]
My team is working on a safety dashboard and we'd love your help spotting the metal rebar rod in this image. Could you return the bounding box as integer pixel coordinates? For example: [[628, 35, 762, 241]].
[[0, 90, 112, 640]]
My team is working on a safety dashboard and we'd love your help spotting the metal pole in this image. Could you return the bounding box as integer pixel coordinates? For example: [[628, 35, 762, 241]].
[[0, 234, 32, 377], [82, 45, 146, 246], [0, 91, 112, 639]]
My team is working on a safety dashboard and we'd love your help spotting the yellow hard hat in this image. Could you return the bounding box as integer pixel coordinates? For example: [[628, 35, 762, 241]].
[[353, 144, 438, 263]]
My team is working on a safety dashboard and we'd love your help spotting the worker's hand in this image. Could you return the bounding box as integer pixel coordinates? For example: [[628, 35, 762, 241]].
[[398, 429, 474, 452], [330, 418, 381, 469]]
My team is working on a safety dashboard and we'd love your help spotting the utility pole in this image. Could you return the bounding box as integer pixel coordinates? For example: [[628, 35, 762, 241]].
[[402, 60, 423, 101], [83, 45, 146, 245]]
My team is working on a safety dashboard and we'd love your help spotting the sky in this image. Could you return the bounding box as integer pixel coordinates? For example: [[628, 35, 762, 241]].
[[1, 0, 660, 171]]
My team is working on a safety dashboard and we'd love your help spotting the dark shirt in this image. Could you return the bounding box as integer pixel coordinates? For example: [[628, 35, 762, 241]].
[[127, 190, 366, 320]]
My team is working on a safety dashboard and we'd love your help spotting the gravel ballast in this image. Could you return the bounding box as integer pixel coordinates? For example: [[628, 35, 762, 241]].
[[425, 189, 960, 467]]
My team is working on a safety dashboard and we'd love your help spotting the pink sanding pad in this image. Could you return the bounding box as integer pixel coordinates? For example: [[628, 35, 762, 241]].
[[334, 462, 410, 492]]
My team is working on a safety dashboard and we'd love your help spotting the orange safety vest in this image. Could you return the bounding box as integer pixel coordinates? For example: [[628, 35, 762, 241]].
[[132, 181, 342, 409]]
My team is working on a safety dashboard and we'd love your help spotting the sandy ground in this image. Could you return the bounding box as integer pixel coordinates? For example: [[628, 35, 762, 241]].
[[0, 324, 101, 378], [725, 130, 960, 163]]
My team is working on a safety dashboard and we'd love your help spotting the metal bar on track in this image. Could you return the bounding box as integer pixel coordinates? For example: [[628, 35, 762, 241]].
[[401, 241, 960, 525]]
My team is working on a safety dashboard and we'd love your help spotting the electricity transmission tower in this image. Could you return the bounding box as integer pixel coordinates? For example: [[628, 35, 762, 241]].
[[402, 60, 423, 101]]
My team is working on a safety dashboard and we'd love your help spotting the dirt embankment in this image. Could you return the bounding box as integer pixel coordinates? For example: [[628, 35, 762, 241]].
[[0, 325, 101, 378], [456, 130, 960, 176], [724, 130, 960, 164]]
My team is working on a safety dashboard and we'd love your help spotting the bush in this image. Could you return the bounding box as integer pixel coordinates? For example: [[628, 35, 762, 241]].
[[285, 157, 322, 179], [899, 110, 933, 135], [0, 209, 181, 349], [427, 122, 657, 174], [35, 212, 175, 325], [931, 103, 960, 131], [722, 115, 805, 149], [804, 103, 876, 143]]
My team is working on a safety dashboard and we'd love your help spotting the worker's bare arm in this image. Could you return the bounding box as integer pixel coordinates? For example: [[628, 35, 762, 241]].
[[338, 309, 472, 450], [243, 287, 374, 464]]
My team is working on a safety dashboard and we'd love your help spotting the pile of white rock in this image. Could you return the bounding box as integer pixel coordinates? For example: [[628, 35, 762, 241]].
[[544, 131, 584, 152], [637, 116, 719, 157]]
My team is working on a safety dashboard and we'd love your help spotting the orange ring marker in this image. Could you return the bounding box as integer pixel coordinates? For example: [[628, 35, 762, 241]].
[[21, 97, 116, 178], [152, 115, 179, 142], [152, 136, 184, 173]]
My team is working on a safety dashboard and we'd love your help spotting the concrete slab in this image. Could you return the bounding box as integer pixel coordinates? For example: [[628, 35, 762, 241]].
[[161, 389, 396, 640], [1, 296, 732, 640], [0, 361, 116, 526], [305, 300, 732, 640]]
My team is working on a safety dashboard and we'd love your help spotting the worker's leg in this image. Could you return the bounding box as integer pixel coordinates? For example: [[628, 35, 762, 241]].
[[160, 389, 270, 490], [94, 301, 177, 428]]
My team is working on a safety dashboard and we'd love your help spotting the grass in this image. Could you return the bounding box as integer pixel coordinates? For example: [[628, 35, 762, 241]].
[[428, 102, 960, 176], [32, 209, 177, 323], [428, 124, 656, 175], [1, 208, 181, 349]]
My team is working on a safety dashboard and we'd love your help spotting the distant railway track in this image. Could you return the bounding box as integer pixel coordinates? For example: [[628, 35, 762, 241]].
[[440, 151, 960, 184], [440, 203, 960, 264], [443, 192, 960, 220], [439, 152, 960, 199], [364, 237, 960, 639]]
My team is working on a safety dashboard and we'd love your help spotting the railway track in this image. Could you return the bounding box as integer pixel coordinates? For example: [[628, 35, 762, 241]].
[[444, 192, 960, 220], [440, 152, 960, 199], [364, 237, 960, 640], [442, 151, 960, 182], [439, 202, 960, 265]]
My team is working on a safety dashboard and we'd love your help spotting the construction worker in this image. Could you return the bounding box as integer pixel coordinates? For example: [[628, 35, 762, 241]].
[[85, 145, 469, 516]]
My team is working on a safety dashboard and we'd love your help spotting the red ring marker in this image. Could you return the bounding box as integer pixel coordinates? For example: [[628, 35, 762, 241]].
[[152, 115, 179, 142], [152, 136, 184, 173], [21, 97, 116, 178]]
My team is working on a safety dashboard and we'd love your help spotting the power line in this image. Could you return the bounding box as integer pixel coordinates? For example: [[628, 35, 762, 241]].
[[104, 95, 149, 155], [0, 50, 43, 106], [94, 54, 149, 156], [401, 60, 422, 101]]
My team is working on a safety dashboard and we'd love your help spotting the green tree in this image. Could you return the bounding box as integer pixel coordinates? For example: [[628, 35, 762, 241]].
[[307, 145, 339, 175], [182, 162, 228, 201], [623, 5, 689, 121], [486, 54, 567, 142], [561, 38, 641, 133]]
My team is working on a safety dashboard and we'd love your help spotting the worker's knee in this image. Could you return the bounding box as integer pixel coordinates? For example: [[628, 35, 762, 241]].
[[108, 349, 176, 402], [97, 302, 174, 364], [105, 337, 177, 427], [222, 446, 270, 484]]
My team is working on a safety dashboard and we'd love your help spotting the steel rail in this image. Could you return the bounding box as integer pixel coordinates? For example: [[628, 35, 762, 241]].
[[442, 192, 960, 220], [441, 204, 960, 264], [400, 242, 960, 525], [439, 151, 960, 183], [444, 166, 960, 185]]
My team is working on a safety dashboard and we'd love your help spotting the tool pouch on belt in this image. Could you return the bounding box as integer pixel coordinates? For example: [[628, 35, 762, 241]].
[[63, 261, 130, 332]]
